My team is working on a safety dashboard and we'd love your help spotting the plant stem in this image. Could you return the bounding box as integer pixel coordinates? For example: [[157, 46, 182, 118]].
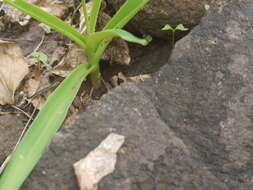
[[89, 41, 109, 88], [172, 30, 175, 48], [82, 0, 91, 35]]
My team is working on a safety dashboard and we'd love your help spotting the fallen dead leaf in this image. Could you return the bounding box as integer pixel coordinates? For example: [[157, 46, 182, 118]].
[[73, 133, 125, 190], [52, 43, 88, 77], [23, 71, 56, 110], [0, 40, 29, 105]]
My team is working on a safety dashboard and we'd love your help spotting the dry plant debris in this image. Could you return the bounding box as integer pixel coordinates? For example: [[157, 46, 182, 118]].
[[73, 133, 125, 190], [0, 0, 70, 26], [0, 0, 147, 109], [0, 40, 28, 105]]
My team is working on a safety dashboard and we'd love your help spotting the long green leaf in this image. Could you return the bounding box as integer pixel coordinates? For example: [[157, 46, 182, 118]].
[[90, 0, 103, 33], [0, 63, 93, 190], [3, 0, 87, 50], [81, 0, 91, 34], [87, 29, 151, 51], [104, 0, 150, 30]]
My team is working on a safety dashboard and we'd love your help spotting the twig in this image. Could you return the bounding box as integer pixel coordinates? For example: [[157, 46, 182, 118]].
[[0, 155, 11, 175], [0, 111, 17, 115], [11, 105, 32, 119], [28, 81, 59, 99]]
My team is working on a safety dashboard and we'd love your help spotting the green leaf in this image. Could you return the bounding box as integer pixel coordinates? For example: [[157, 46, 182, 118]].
[[31, 51, 48, 63], [90, 0, 103, 33], [205, 4, 210, 10], [175, 24, 189, 31], [0, 63, 93, 190], [81, 0, 91, 34], [162, 24, 173, 31], [3, 0, 87, 50], [87, 29, 152, 51], [104, 0, 150, 30], [40, 24, 51, 34]]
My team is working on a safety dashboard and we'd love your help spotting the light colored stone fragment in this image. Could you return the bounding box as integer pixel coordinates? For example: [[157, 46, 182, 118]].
[[73, 133, 125, 190]]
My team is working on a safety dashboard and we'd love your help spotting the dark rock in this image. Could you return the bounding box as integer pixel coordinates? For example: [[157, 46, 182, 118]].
[[140, 0, 253, 189], [0, 115, 24, 164], [106, 0, 212, 39], [20, 0, 253, 189], [22, 84, 228, 190]]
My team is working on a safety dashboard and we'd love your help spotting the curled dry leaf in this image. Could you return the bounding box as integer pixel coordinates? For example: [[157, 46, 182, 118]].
[[0, 40, 29, 105], [73, 133, 125, 190]]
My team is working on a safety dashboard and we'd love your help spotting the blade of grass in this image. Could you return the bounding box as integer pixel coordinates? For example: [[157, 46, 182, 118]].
[[89, 0, 103, 33], [87, 29, 151, 51], [3, 0, 88, 50], [81, 0, 91, 35], [104, 0, 150, 30], [0, 63, 94, 190]]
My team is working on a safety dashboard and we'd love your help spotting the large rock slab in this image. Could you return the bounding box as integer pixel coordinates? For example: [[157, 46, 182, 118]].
[[22, 84, 228, 190], [106, 0, 212, 39], [20, 0, 253, 189], [140, 0, 253, 189]]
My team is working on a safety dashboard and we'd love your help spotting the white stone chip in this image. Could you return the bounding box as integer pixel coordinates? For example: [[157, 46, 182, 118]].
[[73, 133, 125, 190]]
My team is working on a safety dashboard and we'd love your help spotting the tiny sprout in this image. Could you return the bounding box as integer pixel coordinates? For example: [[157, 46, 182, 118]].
[[31, 51, 48, 64], [162, 24, 189, 48], [40, 24, 51, 34], [144, 35, 153, 43], [205, 4, 210, 11], [175, 24, 189, 31], [162, 24, 173, 31]]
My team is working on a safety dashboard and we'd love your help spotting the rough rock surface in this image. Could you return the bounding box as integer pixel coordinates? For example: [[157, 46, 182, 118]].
[[106, 0, 212, 39], [0, 115, 24, 164], [20, 0, 253, 189]]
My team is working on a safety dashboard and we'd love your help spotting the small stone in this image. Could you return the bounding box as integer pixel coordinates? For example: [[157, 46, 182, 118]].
[[73, 133, 125, 190]]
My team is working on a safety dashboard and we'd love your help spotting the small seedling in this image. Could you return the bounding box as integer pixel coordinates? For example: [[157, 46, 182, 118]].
[[31, 51, 48, 64], [162, 24, 189, 47], [205, 4, 210, 11], [40, 24, 51, 34]]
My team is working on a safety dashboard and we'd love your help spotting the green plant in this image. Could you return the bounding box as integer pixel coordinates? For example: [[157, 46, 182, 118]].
[[0, 0, 151, 189], [162, 24, 188, 47], [204, 4, 210, 11], [31, 51, 48, 64], [40, 24, 51, 34]]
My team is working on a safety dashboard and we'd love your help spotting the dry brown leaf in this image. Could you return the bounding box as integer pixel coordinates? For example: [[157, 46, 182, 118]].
[[52, 44, 88, 77], [24, 70, 42, 97], [38, 1, 70, 18], [73, 133, 125, 190], [0, 40, 29, 105], [23, 71, 55, 109]]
